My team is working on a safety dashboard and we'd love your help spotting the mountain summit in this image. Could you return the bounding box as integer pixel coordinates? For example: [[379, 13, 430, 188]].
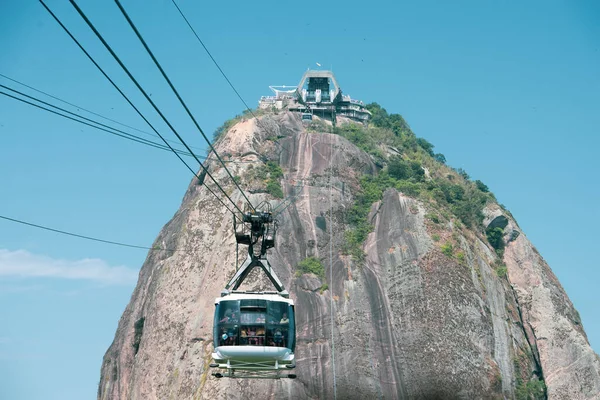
[[98, 107, 600, 399]]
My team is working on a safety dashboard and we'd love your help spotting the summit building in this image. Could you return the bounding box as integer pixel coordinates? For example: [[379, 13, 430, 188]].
[[259, 70, 371, 124]]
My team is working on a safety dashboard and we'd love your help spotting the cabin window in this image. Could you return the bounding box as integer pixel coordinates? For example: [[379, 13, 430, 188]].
[[214, 299, 295, 350], [215, 300, 240, 347]]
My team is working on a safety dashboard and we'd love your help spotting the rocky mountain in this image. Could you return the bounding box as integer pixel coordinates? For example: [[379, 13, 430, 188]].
[[98, 110, 600, 399]]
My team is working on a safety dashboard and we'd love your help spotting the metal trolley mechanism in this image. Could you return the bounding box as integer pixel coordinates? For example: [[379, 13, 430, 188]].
[[210, 202, 297, 379]]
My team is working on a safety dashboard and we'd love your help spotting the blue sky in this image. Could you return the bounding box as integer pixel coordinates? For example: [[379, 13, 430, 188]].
[[0, 1, 598, 399]]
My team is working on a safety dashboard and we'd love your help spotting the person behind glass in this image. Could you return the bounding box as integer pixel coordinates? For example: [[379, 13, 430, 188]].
[[229, 311, 239, 323], [247, 327, 257, 345], [280, 313, 289, 324], [274, 328, 284, 347], [220, 327, 230, 346], [220, 309, 232, 323]]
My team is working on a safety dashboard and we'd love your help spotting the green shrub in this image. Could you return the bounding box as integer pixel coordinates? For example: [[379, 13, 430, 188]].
[[496, 265, 508, 278], [416, 137, 435, 156], [441, 242, 454, 257], [486, 227, 505, 252], [306, 119, 332, 133], [266, 161, 283, 179], [426, 213, 440, 223], [213, 117, 240, 140], [248, 160, 284, 198], [297, 257, 325, 278], [319, 283, 329, 294], [396, 181, 422, 197], [366, 102, 414, 138], [388, 156, 412, 180], [266, 180, 283, 198], [456, 251, 465, 264], [475, 180, 489, 192], [456, 168, 470, 181], [432, 234, 440, 242], [434, 153, 446, 164], [515, 379, 546, 400], [387, 157, 424, 183]]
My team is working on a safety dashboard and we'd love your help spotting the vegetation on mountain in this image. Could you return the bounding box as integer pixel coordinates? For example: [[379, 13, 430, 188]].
[[243, 160, 284, 198], [331, 103, 500, 260], [215, 104, 502, 261], [296, 256, 325, 279], [213, 108, 268, 140]]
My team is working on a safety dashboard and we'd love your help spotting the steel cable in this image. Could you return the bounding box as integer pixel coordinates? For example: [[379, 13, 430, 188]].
[[114, 0, 255, 212]]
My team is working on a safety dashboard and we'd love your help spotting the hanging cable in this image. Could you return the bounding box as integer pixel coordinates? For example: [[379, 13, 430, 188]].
[[0, 84, 192, 157], [0, 89, 172, 153], [169, 0, 287, 155], [114, 0, 255, 212], [328, 121, 338, 400], [0, 214, 180, 252], [40, 0, 240, 218], [272, 182, 305, 217], [169, 0, 255, 118], [0, 83, 251, 164], [64, 0, 243, 216], [0, 72, 205, 153]]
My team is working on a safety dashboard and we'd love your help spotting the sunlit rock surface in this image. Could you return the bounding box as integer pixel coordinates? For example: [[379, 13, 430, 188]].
[[98, 113, 600, 400]]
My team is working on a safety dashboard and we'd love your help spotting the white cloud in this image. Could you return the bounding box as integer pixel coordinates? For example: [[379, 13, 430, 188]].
[[0, 249, 138, 285]]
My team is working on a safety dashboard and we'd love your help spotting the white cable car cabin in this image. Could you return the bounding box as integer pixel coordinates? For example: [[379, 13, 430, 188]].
[[210, 204, 297, 379], [212, 293, 295, 378]]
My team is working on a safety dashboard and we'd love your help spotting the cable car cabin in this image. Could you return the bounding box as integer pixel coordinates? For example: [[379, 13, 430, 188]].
[[211, 293, 296, 379], [301, 112, 313, 121]]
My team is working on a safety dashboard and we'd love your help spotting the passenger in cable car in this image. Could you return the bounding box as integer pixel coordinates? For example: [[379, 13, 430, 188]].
[[229, 312, 239, 323], [240, 327, 248, 344], [274, 329, 284, 346], [256, 327, 265, 345], [247, 327, 258, 345], [220, 309, 232, 323], [280, 313, 289, 324], [220, 328, 231, 346]]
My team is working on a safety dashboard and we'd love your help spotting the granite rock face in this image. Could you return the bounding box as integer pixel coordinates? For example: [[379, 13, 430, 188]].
[[98, 113, 600, 400]]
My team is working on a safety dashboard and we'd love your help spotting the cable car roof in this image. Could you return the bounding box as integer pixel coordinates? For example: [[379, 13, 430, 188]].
[[215, 292, 294, 305]]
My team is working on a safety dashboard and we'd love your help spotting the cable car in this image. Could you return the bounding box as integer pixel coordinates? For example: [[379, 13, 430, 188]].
[[301, 112, 313, 121], [211, 293, 295, 378], [210, 203, 297, 379]]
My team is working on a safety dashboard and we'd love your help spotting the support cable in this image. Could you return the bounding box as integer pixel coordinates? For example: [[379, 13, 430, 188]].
[[43, 0, 241, 217], [328, 122, 338, 399], [0, 214, 180, 252], [0, 89, 173, 153], [66, 0, 242, 216], [169, 0, 255, 118], [114, 0, 255, 211], [0, 73, 252, 164], [0, 84, 190, 156], [272, 183, 305, 217], [1, 92, 235, 219], [0, 83, 250, 164], [0, 72, 205, 153], [170, 0, 286, 155]]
